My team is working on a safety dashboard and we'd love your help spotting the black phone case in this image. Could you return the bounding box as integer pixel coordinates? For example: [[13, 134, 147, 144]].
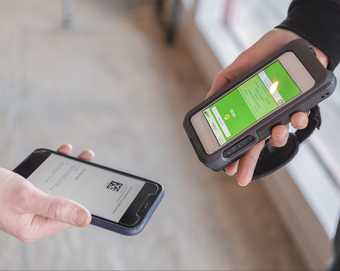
[[183, 39, 337, 171]]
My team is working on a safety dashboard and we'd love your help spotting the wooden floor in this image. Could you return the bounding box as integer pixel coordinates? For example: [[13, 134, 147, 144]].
[[0, 1, 306, 269]]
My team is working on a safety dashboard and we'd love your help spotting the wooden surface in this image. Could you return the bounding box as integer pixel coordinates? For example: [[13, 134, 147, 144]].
[[0, 1, 306, 269]]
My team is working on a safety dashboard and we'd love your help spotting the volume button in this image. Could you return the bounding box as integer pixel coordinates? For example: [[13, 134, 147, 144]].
[[223, 136, 255, 158]]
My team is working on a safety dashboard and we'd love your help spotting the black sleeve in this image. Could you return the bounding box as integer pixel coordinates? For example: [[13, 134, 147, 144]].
[[277, 0, 340, 70]]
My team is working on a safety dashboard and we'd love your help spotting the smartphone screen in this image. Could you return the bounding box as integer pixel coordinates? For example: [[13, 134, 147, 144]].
[[202, 60, 301, 145], [26, 153, 146, 224]]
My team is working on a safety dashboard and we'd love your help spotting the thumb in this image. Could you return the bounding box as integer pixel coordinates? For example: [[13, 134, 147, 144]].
[[26, 189, 91, 227]]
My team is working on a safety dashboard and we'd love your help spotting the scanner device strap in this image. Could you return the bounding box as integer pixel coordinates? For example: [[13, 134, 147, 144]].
[[253, 105, 321, 180]]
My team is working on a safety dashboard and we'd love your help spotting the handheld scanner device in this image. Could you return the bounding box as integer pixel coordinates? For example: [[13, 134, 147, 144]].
[[183, 39, 336, 178]]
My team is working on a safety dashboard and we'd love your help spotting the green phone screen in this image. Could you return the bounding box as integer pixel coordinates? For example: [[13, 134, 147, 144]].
[[203, 60, 301, 145]]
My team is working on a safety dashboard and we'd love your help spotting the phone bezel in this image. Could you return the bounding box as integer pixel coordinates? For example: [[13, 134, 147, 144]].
[[191, 51, 315, 154], [13, 148, 164, 231]]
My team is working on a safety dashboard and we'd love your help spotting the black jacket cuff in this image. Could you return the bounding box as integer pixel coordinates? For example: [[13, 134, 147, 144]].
[[277, 0, 340, 70]]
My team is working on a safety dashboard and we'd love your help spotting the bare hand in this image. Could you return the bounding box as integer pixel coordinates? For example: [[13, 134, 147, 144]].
[[208, 29, 328, 186], [0, 144, 95, 242]]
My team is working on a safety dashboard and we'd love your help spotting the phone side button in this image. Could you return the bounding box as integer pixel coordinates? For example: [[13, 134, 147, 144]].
[[223, 136, 255, 158], [223, 145, 239, 158], [239, 135, 255, 147]]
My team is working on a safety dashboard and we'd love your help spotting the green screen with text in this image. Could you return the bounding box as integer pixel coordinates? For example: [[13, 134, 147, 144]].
[[203, 60, 301, 145]]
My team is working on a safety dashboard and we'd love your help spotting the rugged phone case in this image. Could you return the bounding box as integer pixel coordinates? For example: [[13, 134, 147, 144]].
[[183, 39, 337, 171]]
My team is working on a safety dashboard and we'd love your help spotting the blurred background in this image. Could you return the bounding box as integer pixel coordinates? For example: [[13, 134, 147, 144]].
[[0, 0, 339, 270]]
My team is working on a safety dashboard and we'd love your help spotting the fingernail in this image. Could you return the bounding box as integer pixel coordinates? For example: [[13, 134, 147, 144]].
[[224, 169, 231, 176], [239, 182, 249, 187], [242, 172, 253, 186]]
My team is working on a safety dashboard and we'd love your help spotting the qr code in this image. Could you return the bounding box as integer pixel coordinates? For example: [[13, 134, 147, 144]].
[[106, 181, 123, 192]]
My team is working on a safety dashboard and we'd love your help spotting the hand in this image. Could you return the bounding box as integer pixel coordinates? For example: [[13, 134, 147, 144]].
[[0, 144, 95, 242], [208, 29, 328, 186]]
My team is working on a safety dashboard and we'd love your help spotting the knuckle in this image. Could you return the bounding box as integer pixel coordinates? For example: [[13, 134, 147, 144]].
[[46, 199, 62, 220], [272, 127, 286, 143], [217, 68, 235, 84], [216, 70, 231, 84]]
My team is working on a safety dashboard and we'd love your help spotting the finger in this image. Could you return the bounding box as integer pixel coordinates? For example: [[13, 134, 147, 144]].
[[270, 125, 289, 147], [209, 30, 300, 96], [26, 190, 91, 227], [207, 55, 251, 97], [314, 46, 329, 68], [57, 144, 73, 155], [225, 160, 239, 176], [23, 216, 71, 242], [208, 69, 234, 97], [236, 141, 265, 186], [78, 150, 95, 161], [291, 112, 308, 130]]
